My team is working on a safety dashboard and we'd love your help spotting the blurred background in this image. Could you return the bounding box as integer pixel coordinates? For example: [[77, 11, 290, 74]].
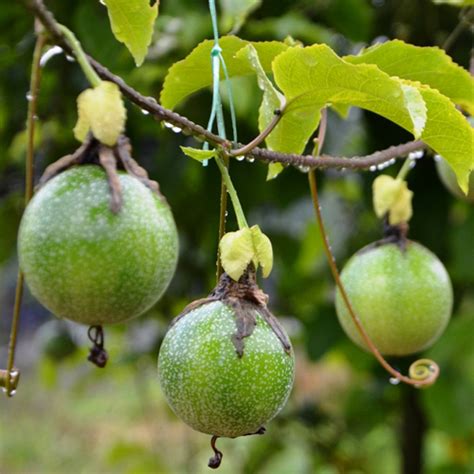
[[0, 0, 473, 473]]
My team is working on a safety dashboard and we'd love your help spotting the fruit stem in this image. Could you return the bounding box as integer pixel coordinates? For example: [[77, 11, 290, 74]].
[[57, 24, 101, 88], [215, 155, 248, 230], [4, 32, 47, 398], [308, 110, 439, 388], [216, 154, 229, 280], [396, 156, 414, 182]]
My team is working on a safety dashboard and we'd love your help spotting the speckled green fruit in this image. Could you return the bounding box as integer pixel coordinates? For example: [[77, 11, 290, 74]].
[[158, 301, 295, 438], [435, 157, 474, 202], [18, 165, 178, 325], [335, 241, 452, 356]]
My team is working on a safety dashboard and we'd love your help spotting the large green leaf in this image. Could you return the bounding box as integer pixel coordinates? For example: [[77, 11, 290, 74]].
[[219, 0, 262, 34], [103, 0, 159, 66], [413, 82, 474, 192], [160, 37, 288, 110], [269, 45, 473, 191], [235, 44, 286, 179], [432, 0, 474, 5], [268, 45, 427, 154], [345, 40, 474, 115]]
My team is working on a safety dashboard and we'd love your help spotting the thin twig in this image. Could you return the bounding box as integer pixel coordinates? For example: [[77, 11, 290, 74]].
[[5, 32, 47, 397], [229, 108, 284, 157], [442, 7, 474, 53], [21, 0, 427, 172], [308, 111, 439, 388]]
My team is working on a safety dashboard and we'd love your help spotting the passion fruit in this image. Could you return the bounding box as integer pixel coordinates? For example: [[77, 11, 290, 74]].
[[158, 272, 295, 438], [335, 240, 452, 356], [18, 165, 178, 325]]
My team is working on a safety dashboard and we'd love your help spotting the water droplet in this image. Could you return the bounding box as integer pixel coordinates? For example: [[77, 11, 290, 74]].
[[224, 211, 229, 217], [434, 154, 442, 162], [236, 155, 245, 162], [171, 126, 182, 133], [26, 91, 33, 101], [40, 45, 63, 67], [246, 156, 255, 163], [298, 166, 310, 173], [141, 109, 150, 115], [65, 54, 75, 63], [9, 390, 16, 396], [369, 165, 377, 172], [389, 377, 400, 385], [1, 387, 6, 394], [163, 122, 174, 129], [409, 160, 417, 169]]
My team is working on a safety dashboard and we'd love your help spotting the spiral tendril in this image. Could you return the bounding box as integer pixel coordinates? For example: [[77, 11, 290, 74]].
[[408, 359, 439, 387]]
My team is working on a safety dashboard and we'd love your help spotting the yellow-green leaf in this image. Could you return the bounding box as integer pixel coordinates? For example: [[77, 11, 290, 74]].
[[219, 228, 254, 281], [74, 81, 126, 146], [414, 83, 474, 193], [250, 225, 273, 277], [267, 162, 285, 180], [219, 0, 261, 34], [401, 84, 427, 139], [345, 39, 474, 115], [236, 44, 286, 179], [180, 147, 217, 162], [432, 0, 474, 5], [160, 37, 288, 111], [269, 44, 427, 154], [103, 0, 159, 67]]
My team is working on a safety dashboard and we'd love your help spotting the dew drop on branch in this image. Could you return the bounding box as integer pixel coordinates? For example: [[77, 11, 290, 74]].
[[40, 46, 64, 68]]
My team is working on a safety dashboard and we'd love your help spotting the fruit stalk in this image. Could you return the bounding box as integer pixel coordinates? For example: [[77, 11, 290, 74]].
[[215, 155, 248, 230], [57, 24, 101, 88]]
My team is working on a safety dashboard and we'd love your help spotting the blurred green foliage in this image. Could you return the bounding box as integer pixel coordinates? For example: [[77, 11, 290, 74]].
[[0, 0, 473, 473]]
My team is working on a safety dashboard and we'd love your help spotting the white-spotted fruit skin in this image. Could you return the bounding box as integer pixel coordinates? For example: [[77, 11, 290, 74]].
[[158, 301, 295, 438], [335, 241, 452, 356], [18, 165, 178, 325]]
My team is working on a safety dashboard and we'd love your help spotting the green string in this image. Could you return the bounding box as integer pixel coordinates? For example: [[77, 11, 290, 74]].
[[203, 0, 238, 164]]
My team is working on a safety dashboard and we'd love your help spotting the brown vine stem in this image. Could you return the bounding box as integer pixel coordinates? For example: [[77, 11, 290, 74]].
[[308, 109, 439, 388], [442, 7, 474, 53], [21, 0, 427, 172], [228, 107, 284, 157], [4, 31, 47, 397]]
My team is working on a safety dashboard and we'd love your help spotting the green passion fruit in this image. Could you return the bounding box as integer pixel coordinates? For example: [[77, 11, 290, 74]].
[[158, 298, 295, 438], [18, 165, 178, 325], [335, 240, 452, 356]]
